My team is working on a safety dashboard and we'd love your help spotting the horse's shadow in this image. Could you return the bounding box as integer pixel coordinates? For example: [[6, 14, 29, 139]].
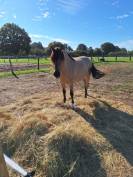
[[74, 100, 133, 166]]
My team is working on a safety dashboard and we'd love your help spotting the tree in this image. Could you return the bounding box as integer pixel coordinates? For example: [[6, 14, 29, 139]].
[[0, 23, 31, 55], [76, 44, 88, 52], [76, 44, 88, 56], [31, 42, 44, 50], [48, 41, 64, 49], [101, 42, 116, 55], [114, 45, 121, 52], [30, 42, 45, 56], [64, 44, 73, 52], [45, 41, 65, 56], [94, 48, 102, 56], [87, 47, 94, 57]]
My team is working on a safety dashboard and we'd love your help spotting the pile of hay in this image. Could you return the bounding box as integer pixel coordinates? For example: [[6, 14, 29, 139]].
[[0, 91, 133, 177]]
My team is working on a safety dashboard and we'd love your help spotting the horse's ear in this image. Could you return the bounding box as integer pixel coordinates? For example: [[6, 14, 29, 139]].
[[51, 47, 55, 52]]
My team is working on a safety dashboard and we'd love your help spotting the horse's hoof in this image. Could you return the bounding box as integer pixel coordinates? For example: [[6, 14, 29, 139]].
[[71, 103, 77, 110]]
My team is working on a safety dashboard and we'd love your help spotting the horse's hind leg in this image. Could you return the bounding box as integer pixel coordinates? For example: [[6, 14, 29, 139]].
[[84, 81, 88, 98], [84, 76, 90, 98]]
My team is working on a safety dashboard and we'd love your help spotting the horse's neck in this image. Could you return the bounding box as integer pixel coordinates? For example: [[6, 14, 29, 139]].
[[62, 51, 74, 68]]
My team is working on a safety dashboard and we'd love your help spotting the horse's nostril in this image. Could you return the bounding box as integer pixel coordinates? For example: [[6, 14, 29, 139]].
[[54, 71, 60, 78]]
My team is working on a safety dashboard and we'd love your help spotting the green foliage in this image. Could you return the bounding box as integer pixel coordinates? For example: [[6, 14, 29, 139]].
[[30, 42, 45, 56], [101, 42, 116, 55], [87, 47, 94, 56], [94, 48, 102, 56], [76, 43, 88, 52], [45, 41, 65, 56], [0, 23, 31, 55], [108, 51, 128, 57]]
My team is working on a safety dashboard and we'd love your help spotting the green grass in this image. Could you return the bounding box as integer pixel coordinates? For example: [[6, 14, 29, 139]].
[[0, 68, 50, 78], [0, 58, 51, 65], [93, 56, 132, 63], [0, 57, 132, 65]]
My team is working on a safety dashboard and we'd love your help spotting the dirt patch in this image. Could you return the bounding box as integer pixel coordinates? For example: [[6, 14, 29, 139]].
[[0, 73, 60, 106]]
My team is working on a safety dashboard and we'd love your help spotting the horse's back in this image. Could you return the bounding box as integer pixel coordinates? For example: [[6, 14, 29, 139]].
[[73, 56, 92, 67], [61, 54, 92, 83], [69, 56, 92, 81], [74, 56, 91, 63]]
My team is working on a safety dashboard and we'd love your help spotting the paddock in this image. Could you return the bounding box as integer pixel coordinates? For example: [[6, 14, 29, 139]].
[[0, 62, 133, 177]]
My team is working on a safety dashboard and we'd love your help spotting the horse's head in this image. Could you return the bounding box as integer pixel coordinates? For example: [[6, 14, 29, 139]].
[[50, 47, 64, 78]]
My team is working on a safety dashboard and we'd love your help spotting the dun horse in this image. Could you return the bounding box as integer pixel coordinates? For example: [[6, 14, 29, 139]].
[[51, 47, 105, 107]]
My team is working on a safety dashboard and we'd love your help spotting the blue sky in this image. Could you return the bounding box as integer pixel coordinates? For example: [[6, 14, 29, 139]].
[[0, 0, 133, 50]]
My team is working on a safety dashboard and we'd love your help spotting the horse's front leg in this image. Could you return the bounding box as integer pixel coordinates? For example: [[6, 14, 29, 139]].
[[84, 80, 88, 98], [61, 82, 66, 103], [70, 85, 74, 104]]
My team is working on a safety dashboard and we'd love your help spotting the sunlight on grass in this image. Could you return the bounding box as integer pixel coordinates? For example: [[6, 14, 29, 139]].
[[0, 68, 50, 78], [0, 58, 51, 65]]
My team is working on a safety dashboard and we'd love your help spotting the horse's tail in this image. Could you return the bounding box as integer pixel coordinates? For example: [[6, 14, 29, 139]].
[[90, 63, 105, 79]]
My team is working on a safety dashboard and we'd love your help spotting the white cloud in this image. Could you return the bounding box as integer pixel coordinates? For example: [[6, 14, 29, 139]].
[[109, 13, 130, 20], [13, 14, 16, 19], [116, 14, 129, 20], [42, 11, 49, 18], [32, 16, 42, 21], [30, 33, 71, 44], [0, 11, 6, 19], [115, 40, 133, 50], [32, 11, 50, 21], [57, 0, 85, 14], [112, 0, 119, 6]]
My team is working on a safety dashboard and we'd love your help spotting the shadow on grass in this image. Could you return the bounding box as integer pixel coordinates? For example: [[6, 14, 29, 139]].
[[74, 101, 133, 166], [46, 132, 107, 177]]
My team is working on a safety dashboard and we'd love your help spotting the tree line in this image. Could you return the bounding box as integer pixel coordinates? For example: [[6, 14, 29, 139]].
[[0, 23, 133, 57]]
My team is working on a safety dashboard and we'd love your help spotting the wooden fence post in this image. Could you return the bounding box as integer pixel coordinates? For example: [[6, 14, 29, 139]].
[[129, 55, 131, 61], [0, 150, 9, 177], [115, 56, 117, 61], [37, 57, 40, 70]]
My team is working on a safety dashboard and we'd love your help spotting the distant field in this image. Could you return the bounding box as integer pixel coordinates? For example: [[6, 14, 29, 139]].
[[93, 56, 132, 63], [0, 56, 133, 78], [0, 56, 132, 64], [0, 68, 50, 78], [0, 58, 51, 78], [0, 57, 51, 64]]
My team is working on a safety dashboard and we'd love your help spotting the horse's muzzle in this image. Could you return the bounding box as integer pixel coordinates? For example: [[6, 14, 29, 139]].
[[54, 71, 60, 78]]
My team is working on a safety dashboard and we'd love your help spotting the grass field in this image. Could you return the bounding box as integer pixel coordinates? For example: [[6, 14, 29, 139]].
[[0, 58, 51, 64], [93, 56, 132, 63], [0, 56, 132, 64], [0, 58, 52, 78], [0, 56, 133, 78], [0, 68, 50, 78]]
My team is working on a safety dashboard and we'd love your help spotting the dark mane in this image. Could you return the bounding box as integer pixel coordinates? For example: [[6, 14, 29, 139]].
[[67, 53, 75, 61]]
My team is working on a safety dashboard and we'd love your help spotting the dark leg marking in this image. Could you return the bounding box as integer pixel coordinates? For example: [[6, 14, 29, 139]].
[[70, 88, 74, 104], [63, 88, 66, 103], [85, 87, 87, 98]]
